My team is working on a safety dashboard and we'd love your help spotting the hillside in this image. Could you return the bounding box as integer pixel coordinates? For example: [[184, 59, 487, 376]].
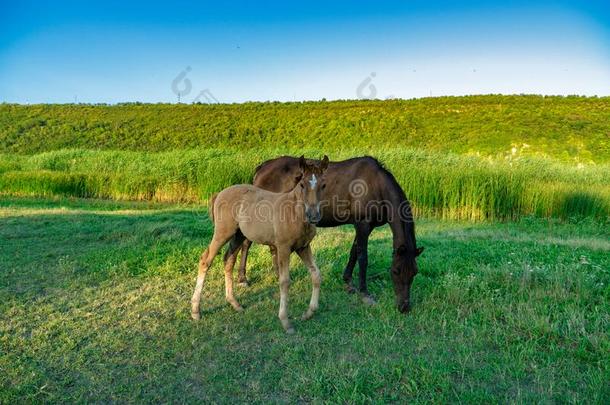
[[1, 95, 609, 162]]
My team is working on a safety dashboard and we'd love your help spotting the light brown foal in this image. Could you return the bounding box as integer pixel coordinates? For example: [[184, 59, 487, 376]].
[[191, 156, 329, 333]]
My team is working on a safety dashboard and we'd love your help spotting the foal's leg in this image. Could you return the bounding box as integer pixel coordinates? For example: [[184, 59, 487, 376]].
[[276, 247, 294, 334], [191, 233, 232, 320], [296, 244, 321, 320], [269, 245, 279, 277], [342, 233, 358, 293], [223, 232, 246, 311], [355, 222, 375, 305], [237, 239, 252, 286]]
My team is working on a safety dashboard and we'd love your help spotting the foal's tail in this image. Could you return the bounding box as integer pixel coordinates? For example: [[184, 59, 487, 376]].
[[208, 193, 219, 223]]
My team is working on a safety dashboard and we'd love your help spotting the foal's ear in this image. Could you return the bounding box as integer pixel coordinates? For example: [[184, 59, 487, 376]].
[[298, 155, 307, 171], [320, 155, 329, 171], [415, 247, 425, 257]]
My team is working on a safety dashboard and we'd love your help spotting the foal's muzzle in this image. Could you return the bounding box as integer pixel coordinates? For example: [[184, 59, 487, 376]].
[[306, 210, 321, 224]]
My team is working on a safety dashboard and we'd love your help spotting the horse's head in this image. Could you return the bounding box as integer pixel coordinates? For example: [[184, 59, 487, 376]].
[[391, 244, 424, 313], [298, 155, 329, 224]]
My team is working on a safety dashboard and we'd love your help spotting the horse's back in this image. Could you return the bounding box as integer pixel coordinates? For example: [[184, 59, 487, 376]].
[[215, 184, 286, 208], [254, 156, 385, 188], [252, 155, 400, 226], [254, 156, 302, 192]]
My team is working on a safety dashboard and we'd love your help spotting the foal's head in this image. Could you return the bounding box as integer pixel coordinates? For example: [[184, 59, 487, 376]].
[[297, 155, 329, 224]]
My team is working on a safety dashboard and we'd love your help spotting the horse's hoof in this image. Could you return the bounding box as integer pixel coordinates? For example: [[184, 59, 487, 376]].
[[191, 312, 201, 320], [301, 310, 314, 321], [345, 284, 357, 294], [361, 295, 377, 306], [237, 280, 250, 287], [281, 320, 295, 334]]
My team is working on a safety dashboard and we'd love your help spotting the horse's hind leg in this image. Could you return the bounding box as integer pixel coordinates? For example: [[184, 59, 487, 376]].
[[342, 233, 358, 293], [191, 232, 233, 320], [296, 244, 321, 321], [355, 222, 375, 305], [237, 239, 252, 286], [223, 231, 246, 311]]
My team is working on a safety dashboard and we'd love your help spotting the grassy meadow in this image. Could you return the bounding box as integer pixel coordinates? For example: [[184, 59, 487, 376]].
[[1, 96, 609, 402], [1, 197, 608, 402], [1, 96, 609, 221]]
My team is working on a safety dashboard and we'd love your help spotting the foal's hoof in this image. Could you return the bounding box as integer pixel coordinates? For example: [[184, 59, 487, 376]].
[[227, 299, 244, 312], [191, 312, 201, 321], [345, 284, 357, 294], [361, 295, 377, 306], [281, 320, 295, 334], [237, 280, 250, 287], [301, 310, 315, 321]]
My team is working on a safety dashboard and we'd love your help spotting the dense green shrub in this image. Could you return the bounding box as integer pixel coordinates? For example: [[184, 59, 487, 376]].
[[1, 95, 609, 162]]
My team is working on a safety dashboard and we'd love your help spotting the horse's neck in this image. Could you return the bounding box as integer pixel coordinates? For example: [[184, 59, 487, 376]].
[[388, 198, 416, 250], [284, 186, 306, 221], [286, 184, 301, 202], [389, 218, 408, 249]]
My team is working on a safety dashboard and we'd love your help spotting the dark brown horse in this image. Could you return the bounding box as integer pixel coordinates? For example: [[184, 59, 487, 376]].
[[237, 156, 424, 313]]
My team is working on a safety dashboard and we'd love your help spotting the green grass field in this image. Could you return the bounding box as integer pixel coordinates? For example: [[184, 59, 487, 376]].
[[2, 96, 609, 221], [1, 197, 608, 402], [1, 97, 609, 402]]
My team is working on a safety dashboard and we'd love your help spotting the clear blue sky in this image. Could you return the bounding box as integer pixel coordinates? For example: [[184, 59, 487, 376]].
[[1, 0, 609, 103]]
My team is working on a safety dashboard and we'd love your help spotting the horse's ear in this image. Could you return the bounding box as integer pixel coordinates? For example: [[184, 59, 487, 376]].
[[298, 155, 306, 171], [320, 155, 329, 171], [415, 247, 425, 257]]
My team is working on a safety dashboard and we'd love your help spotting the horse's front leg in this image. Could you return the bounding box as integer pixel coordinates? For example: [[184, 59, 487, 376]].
[[276, 247, 294, 334], [269, 245, 279, 277], [296, 244, 321, 320]]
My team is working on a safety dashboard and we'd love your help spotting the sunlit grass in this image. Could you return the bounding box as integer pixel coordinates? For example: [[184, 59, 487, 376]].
[[2, 96, 609, 163], [1, 197, 608, 402]]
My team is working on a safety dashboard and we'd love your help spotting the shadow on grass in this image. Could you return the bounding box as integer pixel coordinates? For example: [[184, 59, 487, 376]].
[[0, 201, 208, 297], [560, 191, 608, 219], [0, 197, 496, 305], [5, 196, 605, 307]]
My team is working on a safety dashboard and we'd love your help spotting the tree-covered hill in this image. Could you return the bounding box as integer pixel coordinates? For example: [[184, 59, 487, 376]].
[[1, 95, 608, 162]]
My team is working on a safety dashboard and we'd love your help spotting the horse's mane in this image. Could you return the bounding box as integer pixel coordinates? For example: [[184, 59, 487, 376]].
[[357, 156, 410, 206], [253, 159, 273, 174], [364, 156, 416, 249], [254, 155, 294, 173]]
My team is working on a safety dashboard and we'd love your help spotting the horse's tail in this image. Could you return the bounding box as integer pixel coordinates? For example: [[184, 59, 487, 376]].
[[208, 192, 219, 223]]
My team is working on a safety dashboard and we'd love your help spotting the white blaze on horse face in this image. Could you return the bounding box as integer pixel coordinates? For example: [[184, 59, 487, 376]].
[[309, 174, 317, 190]]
